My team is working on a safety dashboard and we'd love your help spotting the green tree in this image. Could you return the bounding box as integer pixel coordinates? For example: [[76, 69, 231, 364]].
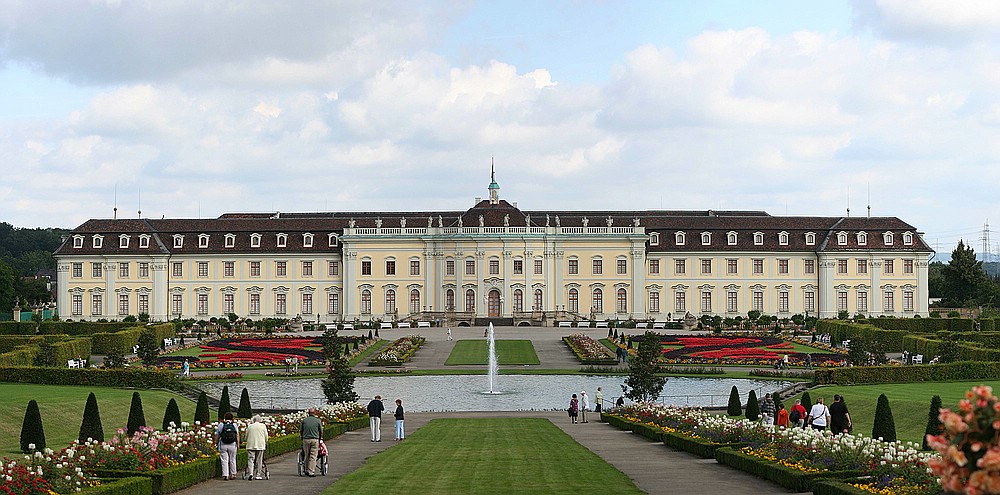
[[621, 332, 667, 403], [20, 399, 45, 453], [79, 392, 104, 443], [872, 393, 897, 442], [727, 386, 742, 417], [103, 346, 127, 369], [321, 325, 359, 403], [937, 333, 960, 363], [126, 392, 146, 436], [0, 261, 15, 311], [136, 330, 159, 365], [923, 395, 944, 450], [218, 386, 232, 419], [801, 391, 812, 412], [745, 390, 760, 421], [942, 241, 999, 308], [162, 398, 182, 431], [237, 388, 252, 418], [194, 392, 211, 425]]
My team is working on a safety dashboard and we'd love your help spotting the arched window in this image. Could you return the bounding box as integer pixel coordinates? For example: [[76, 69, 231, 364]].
[[617, 288, 627, 313], [534, 289, 543, 311], [511, 289, 523, 312], [385, 289, 396, 313], [568, 288, 579, 313], [361, 289, 371, 314], [409, 289, 420, 314], [465, 289, 476, 312], [446, 289, 455, 311], [593, 288, 604, 313]]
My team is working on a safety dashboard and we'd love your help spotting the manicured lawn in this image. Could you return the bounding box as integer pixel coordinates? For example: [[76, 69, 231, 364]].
[[323, 418, 642, 495], [0, 384, 201, 455], [787, 380, 1000, 444], [444, 340, 540, 365]]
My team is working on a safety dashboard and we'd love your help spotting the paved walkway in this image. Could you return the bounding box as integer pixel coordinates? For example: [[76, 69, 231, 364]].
[[174, 411, 801, 495]]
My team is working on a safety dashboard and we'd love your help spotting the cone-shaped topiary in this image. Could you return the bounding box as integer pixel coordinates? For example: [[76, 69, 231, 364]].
[[20, 399, 45, 453], [79, 392, 104, 443], [194, 391, 211, 425], [218, 386, 231, 420], [126, 392, 146, 436], [745, 389, 760, 421], [923, 395, 944, 450], [801, 391, 812, 412], [772, 390, 783, 410], [727, 386, 742, 416], [237, 388, 252, 418], [872, 393, 897, 442], [162, 398, 182, 431]]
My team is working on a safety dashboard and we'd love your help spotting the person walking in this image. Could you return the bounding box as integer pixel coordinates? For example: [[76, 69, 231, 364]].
[[569, 394, 579, 424], [790, 399, 808, 428], [807, 397, 830, 431], [393, 399, 405, 441], [776, 404, 790, 429], [245, 415, 268, 480], [829, 394, 852, 434], [760, 393, 776, 426], [300, 408, 323, 477], [595, 387, 604, 415], [367, 395, 385, 442], [447, 327, 453, 340], [580, 390, 590, 423], [182, 359, 190, 377], [215, 412, 240, 480]]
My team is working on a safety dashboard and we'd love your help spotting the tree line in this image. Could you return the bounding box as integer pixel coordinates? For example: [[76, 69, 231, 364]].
[[0, 221, 71, 310]]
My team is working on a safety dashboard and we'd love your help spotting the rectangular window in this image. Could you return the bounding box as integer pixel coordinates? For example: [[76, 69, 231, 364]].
[[534, 259, 542, 275], [139, 262, 149, 278], [72, 294, 83, 315], [276, 293, 287, 315], [837, 291, 848, 312], [302, 261, 313, 277], [93, 262, 103, 278], [904, 290, 914, 311], [328, 261, 340, 276], [649, 291, 660, 313], [700, 291, 712, 313], [592, 259, 603, 275], [302, 293, 313, 314], [513, 260, 523, 275], [72, 263, 82, 278], [804, 291, 815, 312], [883, 291, 895, 311], [489, 259, 499, 275], [700, 259, 712, 275], [837, 259, 847, 275], [328, 293, 340, 314], [804, 259, 815, 275], [386, 260, 396, 276], [276, 261, 287, 277], [858, 292, 869, 313], [533, 289, 543, 311], [726, 291, 738, 313], [118, 294, 129, 315], [198, 262, 208, 277], [249, 293, 260, 315], [726, 259, 738, 275], [752, 259, 763, 275], [649, 259, 659, 275], [138, 293, 149, 314], [119, 263, 129, 278], [884, 259, 894, 275], [172, 294, 182, 315], [617, 259, 627, 275], [91, 294, 103, 315], [675, 259, 686, 275], [778, 259, 789, 275], [172, 262, 182, 277], [446, 260, 455, 276], [197, 293, 208, 315], [904, 259, 914, 274], [513, 290, 523, 312], [568, 259, 579, 275], [857, 259, 868, 275], [224, 261, 234, 277], [674, 291, 686, 312], [250, 261, 261, 277], [410, 260, 420, 276], [466, 259, 475, 275], [752, 291, 764, 312], [361, 260, 372, 276], [224, 293, 234, 314], [778, 291, 789, 313]]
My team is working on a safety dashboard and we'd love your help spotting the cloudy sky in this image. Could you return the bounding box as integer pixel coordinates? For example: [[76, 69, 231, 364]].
[[2, 0, 999, 257]]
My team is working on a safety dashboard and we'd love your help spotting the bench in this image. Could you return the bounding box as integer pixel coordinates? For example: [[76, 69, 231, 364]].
[[163, 338, 175, 347], [652, 321, 667, 329], [342, 323, 354, 330], [557, 321, 573, 327], [595, 321, 609, 328], [380, 322, 393, 330], [132, 345, 139, 354], [416, 321, 431, 328], [912, 354, 923, 364], [67, 359, 85, 368]]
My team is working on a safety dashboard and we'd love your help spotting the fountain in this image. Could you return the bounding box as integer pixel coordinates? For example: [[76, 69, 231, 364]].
[[487, 322, 499, 394]]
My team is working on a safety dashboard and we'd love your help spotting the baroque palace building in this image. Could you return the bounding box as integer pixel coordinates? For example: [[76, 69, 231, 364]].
[[54, 173, 932, 324]]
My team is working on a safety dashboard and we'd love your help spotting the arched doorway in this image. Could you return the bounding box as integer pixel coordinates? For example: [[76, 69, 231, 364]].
[[488, 289, 501, 317]]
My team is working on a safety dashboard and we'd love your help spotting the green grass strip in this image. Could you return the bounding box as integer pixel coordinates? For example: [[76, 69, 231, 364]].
[[444, 340, 540, 365], [323, 418, 642, 495]]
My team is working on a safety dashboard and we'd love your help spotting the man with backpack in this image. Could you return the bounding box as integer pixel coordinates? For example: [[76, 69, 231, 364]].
[[215, 412, 240, 480], [790, 399, 808, 428]]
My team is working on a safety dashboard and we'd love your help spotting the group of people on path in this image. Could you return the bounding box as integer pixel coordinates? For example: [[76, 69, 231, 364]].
[[365, 395, 406, 442], [568, 387, 607, 424], [756, 393, 852, 434], [215, 412, 270, 481]]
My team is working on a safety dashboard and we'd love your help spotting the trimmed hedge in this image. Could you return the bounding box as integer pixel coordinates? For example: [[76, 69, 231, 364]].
[[814, 361, 1000, 385], [816, 321, 907, 352], [715, 447, 860, 492], [867, 317, 975, 333], [661, 430, 747, 459], [85, 477, 154, 495], [0, 366, 177, 388], [811, 480, 875, 495]]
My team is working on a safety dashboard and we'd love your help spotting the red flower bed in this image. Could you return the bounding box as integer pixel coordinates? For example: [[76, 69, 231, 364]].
[[656, 334, 843, 365]]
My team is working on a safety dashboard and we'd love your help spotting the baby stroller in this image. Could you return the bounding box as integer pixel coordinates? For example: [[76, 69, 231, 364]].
[[241, 452, 269, 480], [297, 439, 329, 476]]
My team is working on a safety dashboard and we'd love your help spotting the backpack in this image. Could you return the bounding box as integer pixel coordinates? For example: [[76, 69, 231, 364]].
[[789, 408, 801, 423], [220, 422, 238, 444]]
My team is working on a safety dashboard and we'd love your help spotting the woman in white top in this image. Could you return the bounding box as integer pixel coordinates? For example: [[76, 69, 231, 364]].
[[807, 397, 830, 431]]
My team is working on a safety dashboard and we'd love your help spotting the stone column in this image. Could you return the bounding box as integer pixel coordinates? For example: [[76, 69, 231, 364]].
[[817, 258, 836, 318]]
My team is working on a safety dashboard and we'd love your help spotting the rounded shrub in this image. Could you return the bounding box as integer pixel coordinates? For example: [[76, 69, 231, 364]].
[[79, 392, 104, 443], [872, 393, 897, 442], [20, 399, 45, 453], [923, 395, 944, 450], [126, 391, 146, 436], [162, 398, 182, 431], [237, 388, 252, 419], [194, 391, 211, 425], [727, 386, 742, 416], [745, 389, 760, 421]]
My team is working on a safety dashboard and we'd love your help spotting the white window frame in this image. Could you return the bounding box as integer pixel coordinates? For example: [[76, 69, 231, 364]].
[[250, 233, 261, 248], [173, 235, 183, 248], [675, 232, 686, 246], [805, 232, 816, 245], [883, 232, 894, 245], [93, 235, 103, 248], [225, 234, 235, 248], [73, 235, 84, 248], [753, 232, 764, 245], [198, 234, 209, 248], [276, 233, 288, 248], [119, 235, 130, 248], [778, 231, 789, 246], [649, 233, 659, 246], [727, 231, 738, 245], [700, 232, 711, 245], [303, 233, 314, 248], [138, 235, 150, 248]]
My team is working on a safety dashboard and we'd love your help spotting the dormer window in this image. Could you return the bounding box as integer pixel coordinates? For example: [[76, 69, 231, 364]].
[[250, 233, 261, 248], [837, 232, 848, 246], [198, 234, 210, 248], [276, 233, 288, 248], [903, 232, 913, 245], [92, 235, 103, 248], [700, 232, 711, 245], [138, 235, 150, 248], [753, 232, 764, 245], [225, 234, 235, 248], [303, 233, 314, 248], [73, 235, 84, 248], [805, 232, 816, 246], [778, 232, 789, 246], [119, 235, 130, 249], [727, 232, 738, 245], [649, 232, 660, 246], [857, 231, 868, 246], [675, 232, 686, 246], [883, 232, 894, 245], [328, 233, 338, 247], [173, 235, 184, 248]]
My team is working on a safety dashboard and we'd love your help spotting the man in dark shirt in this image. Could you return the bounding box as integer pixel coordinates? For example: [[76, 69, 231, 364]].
[[367, 395, 385, 442], [829, 394, 852, 434], [300, 408, 322, 477]]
